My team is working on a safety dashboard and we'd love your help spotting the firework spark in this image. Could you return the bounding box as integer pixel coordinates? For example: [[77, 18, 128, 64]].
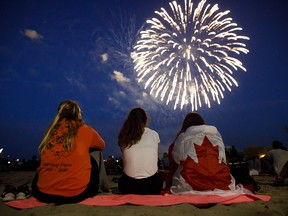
[[132, 0, 249, 111]]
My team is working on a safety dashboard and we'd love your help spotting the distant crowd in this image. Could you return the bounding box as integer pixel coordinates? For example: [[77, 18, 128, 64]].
[[0, 155, 40, 172]]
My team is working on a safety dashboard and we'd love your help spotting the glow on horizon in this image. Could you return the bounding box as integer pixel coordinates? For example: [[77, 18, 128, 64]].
[[132, 0, 249, 111]]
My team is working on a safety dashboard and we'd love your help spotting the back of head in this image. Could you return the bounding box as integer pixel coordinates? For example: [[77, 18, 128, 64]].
[[118, 107, 147, 149], [58, 100, 81, 120], [127, 107, 147, 127], [181, 112, 205, 133], [38, 100, 83, 154], [272, 140, 287, 150]]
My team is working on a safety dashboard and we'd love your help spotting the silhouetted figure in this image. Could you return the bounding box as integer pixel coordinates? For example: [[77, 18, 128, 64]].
[[266, 140, 288, 186]]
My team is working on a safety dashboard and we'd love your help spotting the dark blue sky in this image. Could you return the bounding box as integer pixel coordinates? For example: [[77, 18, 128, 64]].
[[0, 0, 287, 160]]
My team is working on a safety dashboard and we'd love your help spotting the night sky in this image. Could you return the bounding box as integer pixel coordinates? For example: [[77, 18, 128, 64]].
[[1, 0, 287, 160]]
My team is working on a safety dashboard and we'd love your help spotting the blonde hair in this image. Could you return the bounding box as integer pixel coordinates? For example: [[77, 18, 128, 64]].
[[38, 100, 84, 155]]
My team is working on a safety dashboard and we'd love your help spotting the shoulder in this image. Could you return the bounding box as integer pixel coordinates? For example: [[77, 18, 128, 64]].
[[79, 124, 90, 130], [267, 149, 279, 156], [185, 125, 218, 134], [78, 124, 97, 133], [175, 132, 184, 143], [144, 127, 159, 138], [204, 125, 219, 133], [270, 149, 288, 154], [145, 127, 158, 134]]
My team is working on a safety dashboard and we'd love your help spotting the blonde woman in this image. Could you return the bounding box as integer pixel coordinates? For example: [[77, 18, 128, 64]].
[[118, 108, 163, 194], [32, 100, 105, 204]]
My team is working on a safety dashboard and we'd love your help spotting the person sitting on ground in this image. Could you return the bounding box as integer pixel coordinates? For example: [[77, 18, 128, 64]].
[[163, 112, 249, 195], [117, 108, 163, 194], [32, 100, 105, 204], [266, 140, 288, 186]]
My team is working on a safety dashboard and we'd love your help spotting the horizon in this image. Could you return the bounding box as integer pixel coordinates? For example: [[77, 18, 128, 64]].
[[1, 0, 287, 160]]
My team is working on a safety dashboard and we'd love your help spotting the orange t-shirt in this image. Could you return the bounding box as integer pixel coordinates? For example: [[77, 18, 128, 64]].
[[37, 121, 105, 196]]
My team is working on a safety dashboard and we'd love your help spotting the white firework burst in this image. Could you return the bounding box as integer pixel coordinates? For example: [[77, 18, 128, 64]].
[[132, 0, 249, 111]]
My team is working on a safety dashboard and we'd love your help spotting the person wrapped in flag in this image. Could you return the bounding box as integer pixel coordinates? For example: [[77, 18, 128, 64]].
[[164, 112, 250, 196]]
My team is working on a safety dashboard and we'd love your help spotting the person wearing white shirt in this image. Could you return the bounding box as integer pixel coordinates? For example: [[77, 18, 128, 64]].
[[117, 108, 163, 194], [266, 140, 288, 186]]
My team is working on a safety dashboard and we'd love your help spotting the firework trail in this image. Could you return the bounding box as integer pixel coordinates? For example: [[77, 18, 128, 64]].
[[132, 0, 249, 111], [94, 11, 138, 70]]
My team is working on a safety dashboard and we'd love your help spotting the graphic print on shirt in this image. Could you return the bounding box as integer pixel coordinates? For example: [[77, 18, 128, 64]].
[[43, 123, 73, 173]]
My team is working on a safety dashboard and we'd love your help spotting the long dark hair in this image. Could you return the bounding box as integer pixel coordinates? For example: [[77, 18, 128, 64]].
[[175, 112, 205, 139], [118, 108, 147, 150]]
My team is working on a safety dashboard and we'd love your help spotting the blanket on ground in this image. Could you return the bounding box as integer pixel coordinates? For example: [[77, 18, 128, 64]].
[[5, 194, 271, 209]]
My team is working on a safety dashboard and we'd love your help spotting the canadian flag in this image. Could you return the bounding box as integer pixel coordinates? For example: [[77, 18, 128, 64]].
[[168, 125, 234, 193], [180, 136, 231, 191]]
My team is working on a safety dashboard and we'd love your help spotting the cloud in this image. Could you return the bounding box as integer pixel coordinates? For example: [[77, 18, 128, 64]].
[[21, 29, 43, 40], [110, 70, 130, 83], [108, 69, 163, 111], [118, 91, 126, 97], [107, 90, 127, 106], [101, 53, 108, 62], [65, 74, 87, 91], [106, 67, 180, 120], [108, 96, 120, 106]]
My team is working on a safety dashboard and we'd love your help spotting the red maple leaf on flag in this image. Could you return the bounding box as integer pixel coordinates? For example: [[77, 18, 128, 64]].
[[180, 136, 232, 191]]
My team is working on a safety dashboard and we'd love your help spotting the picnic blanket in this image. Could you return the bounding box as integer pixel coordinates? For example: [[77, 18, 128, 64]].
[[5, 193, 271, 209]]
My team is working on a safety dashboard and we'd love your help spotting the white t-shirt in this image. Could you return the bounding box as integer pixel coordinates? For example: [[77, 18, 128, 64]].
[[122, 127, 160, 179], [266, 149, 288, 175]]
